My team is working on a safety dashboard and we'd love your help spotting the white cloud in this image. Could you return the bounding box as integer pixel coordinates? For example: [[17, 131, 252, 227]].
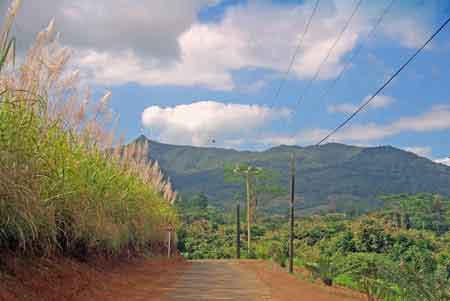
[[140, 102, 450, 149], [75, 49, 234, 90], [88, 1, 365, 89], [404, 146, 432, 158], [435, 157, 450, 166], [381, 16, 430, 49], [262, 105, 450, 146], [327, 95, 395, 114], [8, 0, 432, 90], [393, 105, 450, 132], [8, 0, 216, 60], [327, 103, 359, 114], [329, 105, 450, 142], [141, 101, 291, 146], [368, 95, 395, 109]]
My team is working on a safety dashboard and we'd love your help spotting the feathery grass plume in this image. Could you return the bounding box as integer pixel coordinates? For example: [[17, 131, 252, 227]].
[[0, 0, 178, 258], [0, 0, 21, 46], [119, 140, 178, 205], [0, 0, 20, 63], [0, 2, 19, 75]]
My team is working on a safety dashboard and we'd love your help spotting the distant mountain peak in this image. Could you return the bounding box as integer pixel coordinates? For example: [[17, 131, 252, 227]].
[[267, 144, 302, 152], [135, 134, 149, 142]]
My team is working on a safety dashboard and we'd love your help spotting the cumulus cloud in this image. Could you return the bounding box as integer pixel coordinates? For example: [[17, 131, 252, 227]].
[[6, 0, 216, 61], [77, 1, 433, 89], [262, 105, 450, 146], [141, 101, 291, 146], [5, 0, 433, 90], [75, 49, 234, 90], [327, 95, 395, 114], [140, 102, 450, 149]]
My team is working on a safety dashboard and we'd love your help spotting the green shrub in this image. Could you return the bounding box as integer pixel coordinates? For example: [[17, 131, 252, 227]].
[[344, 253, 398, 301], [393, 263, 450, 301], [305, 253, 345, 286]]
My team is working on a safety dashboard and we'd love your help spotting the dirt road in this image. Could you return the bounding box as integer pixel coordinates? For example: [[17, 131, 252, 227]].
[[1, 258, 364, 301], [160, 260, 271, 300], [158, 260, 364, 301]]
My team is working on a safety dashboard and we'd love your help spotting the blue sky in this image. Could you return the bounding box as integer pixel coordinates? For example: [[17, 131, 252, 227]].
[[6, 0, 450, 161]]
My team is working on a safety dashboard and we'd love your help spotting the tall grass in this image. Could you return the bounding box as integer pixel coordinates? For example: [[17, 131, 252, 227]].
[[0, 0, 178, 258]]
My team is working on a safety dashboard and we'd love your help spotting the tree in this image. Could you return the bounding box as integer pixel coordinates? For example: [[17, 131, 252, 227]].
[[354, 218, 393, 253], [381, 193, 450, 233], [191, 193, 208, 210]]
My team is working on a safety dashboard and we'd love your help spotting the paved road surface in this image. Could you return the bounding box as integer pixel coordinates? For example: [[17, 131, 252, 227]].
[[161, 260, 274, 301]]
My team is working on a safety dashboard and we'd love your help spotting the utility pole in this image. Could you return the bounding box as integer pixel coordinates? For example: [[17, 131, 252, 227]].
[[167, 225, 173, 259], [236, 203, 240, 259], [246, 173, 251, 254], [288, 153, 296, 274], [233, 164, 262, 258]]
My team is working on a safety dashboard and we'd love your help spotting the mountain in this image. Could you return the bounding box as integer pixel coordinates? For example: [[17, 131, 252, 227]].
[[132, 135, 450, 215]]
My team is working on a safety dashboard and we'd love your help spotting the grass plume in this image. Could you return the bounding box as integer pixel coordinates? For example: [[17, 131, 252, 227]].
[[0, 0, 178, 258]]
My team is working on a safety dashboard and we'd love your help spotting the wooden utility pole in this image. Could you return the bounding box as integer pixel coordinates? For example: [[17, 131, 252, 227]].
[[233, 165, 262, 257], [246, 173, 251, 253], [288, 153, 296, 274], [167, 226, 172, 259], [236, 203, 240, 259]]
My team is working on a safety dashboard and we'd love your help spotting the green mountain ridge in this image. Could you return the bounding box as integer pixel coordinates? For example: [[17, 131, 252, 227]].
[[132, 135, 450, 214]]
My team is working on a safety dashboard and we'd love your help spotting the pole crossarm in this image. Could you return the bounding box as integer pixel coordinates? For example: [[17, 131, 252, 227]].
[[233, 165, 263, 176]]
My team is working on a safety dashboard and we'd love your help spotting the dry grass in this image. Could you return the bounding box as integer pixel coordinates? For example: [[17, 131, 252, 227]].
[[0, 0, 178, 258]]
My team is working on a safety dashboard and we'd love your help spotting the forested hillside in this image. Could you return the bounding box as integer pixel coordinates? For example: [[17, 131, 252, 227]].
[[133, 135, 450, 214]]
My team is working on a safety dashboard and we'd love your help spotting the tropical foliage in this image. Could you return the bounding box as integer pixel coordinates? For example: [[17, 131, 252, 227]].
[[177, 192, 450, 301]]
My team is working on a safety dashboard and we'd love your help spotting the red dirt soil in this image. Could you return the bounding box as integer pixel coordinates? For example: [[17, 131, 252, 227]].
[[237, 260, 366, 301], [1, 258, 364, 301], [0, 255, 187, 301]]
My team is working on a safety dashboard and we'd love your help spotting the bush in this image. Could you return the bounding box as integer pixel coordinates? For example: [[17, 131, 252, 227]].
[[344, 253, 398, 301], [305, 253, 345, 286], [353, 218, 393, 253], [393, 263, 450, 301]]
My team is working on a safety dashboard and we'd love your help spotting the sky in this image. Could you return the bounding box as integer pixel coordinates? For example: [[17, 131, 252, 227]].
[[3, 0, 450, 163]]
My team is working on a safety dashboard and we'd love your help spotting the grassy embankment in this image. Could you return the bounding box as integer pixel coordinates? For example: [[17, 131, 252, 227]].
[[0, 0, 178, 260]]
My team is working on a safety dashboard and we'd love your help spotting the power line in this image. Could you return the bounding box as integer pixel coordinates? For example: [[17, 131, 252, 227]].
[[316, 15, 450, 146], [272, 0, 320, 105], [297, 0, 363, 104], [318, 0, 396, 103], [258, 1, 321, 148]]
